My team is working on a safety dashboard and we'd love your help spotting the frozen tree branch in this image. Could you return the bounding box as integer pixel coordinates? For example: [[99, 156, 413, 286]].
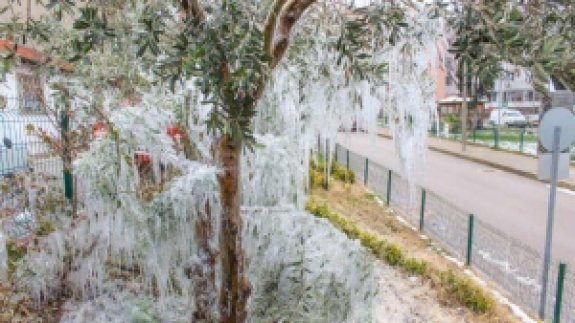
[[271, 0, 317, 68], [264, 0, 289, 54], [180, 0, 207, 21]]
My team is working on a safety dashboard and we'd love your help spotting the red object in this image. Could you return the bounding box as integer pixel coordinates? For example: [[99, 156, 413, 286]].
[[0, 39, 74, 72], [167, 124, 182, 139], [92, 120, 108, 138], [134, 151, 152, 164]]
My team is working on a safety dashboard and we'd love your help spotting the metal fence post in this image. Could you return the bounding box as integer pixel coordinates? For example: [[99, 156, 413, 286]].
[[61, 111, 73, 202], [324, 138, 330, 190], [419, 189, 426, 231], [364, 158, 369, 186], [472, 128, 476, 143], [386, 170, 392, 206], [334, 143, 338, 163], [346, 149, 350, 171], [554, 263, 566, 323], [494, 128, 500, 149], [466, 214, 475, 266], [520, 128, 525, 153]]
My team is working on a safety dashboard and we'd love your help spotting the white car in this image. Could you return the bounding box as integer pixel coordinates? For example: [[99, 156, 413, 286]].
[[489, 109, 528, 128]]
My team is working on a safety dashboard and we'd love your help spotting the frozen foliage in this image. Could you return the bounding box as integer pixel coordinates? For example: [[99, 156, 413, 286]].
[[244, 208, 380, 322], [0, 231, 6, 281], [385, 4, 440, 203], [4, 1, 441, 321], [16, 95, 222, 310]]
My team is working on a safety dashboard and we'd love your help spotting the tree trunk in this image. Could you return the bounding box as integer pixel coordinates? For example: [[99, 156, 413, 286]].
[[189, 201, 218, 321], [216, 135, 251, 323]]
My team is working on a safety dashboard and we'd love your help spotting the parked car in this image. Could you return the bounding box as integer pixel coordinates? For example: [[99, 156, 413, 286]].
[[525, 114, 540, 127], [489, 109, 528, 128]]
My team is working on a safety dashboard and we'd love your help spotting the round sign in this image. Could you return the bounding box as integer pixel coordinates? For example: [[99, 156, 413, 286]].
[[538, 107, 575, 151]]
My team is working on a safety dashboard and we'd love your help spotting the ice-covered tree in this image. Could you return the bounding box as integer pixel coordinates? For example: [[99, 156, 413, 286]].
[[1, 1, 440, 321]]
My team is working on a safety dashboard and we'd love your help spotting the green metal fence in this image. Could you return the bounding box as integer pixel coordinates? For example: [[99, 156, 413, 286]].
[[335, 143, 574, 322], [1, 107, 65, 216], [434, 128, 575, 162]]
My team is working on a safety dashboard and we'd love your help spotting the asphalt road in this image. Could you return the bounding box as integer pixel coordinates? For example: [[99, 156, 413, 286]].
[[337, 132, 575, 265]]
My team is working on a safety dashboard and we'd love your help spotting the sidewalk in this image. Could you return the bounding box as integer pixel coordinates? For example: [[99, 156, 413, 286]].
[[378, 128, 575, 191]]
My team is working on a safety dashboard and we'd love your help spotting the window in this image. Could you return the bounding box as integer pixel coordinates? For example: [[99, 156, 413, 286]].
[[525, 71, 533, 83], [445, 74, 454, 86], [16, 73, 44, 114], [527, 91, 534, 101]]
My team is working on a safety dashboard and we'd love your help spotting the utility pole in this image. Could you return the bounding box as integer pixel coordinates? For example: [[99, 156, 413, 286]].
[[461, 60, 468, 152]]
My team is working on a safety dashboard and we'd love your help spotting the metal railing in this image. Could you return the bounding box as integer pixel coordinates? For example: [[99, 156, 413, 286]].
[[335, 143, 574, 322], [0, 106, 69, 218]]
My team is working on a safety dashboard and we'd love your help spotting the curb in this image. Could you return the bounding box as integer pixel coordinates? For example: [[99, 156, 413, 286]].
[[377, 133, 575, 192]]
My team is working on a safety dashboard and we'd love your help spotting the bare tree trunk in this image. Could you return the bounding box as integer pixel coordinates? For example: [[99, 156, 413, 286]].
[[216, 135, 251, 323]]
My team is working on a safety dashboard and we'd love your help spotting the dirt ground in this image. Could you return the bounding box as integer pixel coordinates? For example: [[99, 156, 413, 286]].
[[311, 180, 527, 323]]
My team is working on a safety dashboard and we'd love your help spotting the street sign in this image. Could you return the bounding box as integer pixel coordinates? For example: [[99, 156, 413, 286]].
[[538, 107, 575, 152], [537, 107, 575, 320]]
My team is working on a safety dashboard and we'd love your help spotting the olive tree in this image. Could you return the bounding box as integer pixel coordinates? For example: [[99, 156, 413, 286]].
[[1, 1, 440, 321]]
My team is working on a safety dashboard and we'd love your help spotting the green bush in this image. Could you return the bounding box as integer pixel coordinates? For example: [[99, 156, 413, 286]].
[[439, 270, 494, 314], [310, 155, 355, 185], [443, 115, 460, 133], [309, 169, 325, 189], [383, 244, 403, 266], [401, 258, 428, 276]]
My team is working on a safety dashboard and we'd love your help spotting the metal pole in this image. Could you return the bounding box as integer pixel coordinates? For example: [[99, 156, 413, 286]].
[[61, 111, 73, 202], [346, 149, 350, 171], [419, 190, 426, 231], [461, 60, 468, 152], [553, 263, 567, 323], [335, 143, 338, 163], [520, 128, 525, 153], [324, 138, 330, 190], [466, 214, 475, 266], [539, 126, 561, 320], [364, 158, 369, 186], [386, 170, 392, 206]]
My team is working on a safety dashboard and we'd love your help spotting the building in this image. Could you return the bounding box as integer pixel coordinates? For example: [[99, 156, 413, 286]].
[[485, 63, 574, 118], [435, 38, 488, 130], [484, 63, 543, 115]]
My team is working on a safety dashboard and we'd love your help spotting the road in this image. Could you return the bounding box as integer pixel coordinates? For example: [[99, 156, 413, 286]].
[[337, 132, 575, 265]]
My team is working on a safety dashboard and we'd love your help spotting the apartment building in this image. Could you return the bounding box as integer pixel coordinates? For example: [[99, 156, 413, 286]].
[[484, 63, 543, 115]]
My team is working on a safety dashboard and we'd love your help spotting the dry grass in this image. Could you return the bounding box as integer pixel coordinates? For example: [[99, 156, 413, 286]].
[[310, 180, 524, 323]]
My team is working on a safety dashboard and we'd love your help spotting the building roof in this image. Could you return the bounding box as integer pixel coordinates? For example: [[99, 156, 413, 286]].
[[0, 39, 74, 72]]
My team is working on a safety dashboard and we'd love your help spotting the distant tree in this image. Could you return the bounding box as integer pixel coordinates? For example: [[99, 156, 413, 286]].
[[448, 0, 575, 102]]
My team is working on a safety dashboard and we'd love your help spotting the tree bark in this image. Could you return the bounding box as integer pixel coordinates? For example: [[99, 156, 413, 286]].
[[189, 201, 218, 321], [216, 135, 250, 323]]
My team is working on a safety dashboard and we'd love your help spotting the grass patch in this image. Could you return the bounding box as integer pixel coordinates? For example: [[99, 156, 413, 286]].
[[306, 199, 495, 315], [437, 270, 494, 314], [310, 155, 355, 186], [402, 257, 428, 276]]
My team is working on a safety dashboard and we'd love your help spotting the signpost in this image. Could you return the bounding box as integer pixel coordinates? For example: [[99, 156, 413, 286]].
[[537, 107, 575, 320]]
